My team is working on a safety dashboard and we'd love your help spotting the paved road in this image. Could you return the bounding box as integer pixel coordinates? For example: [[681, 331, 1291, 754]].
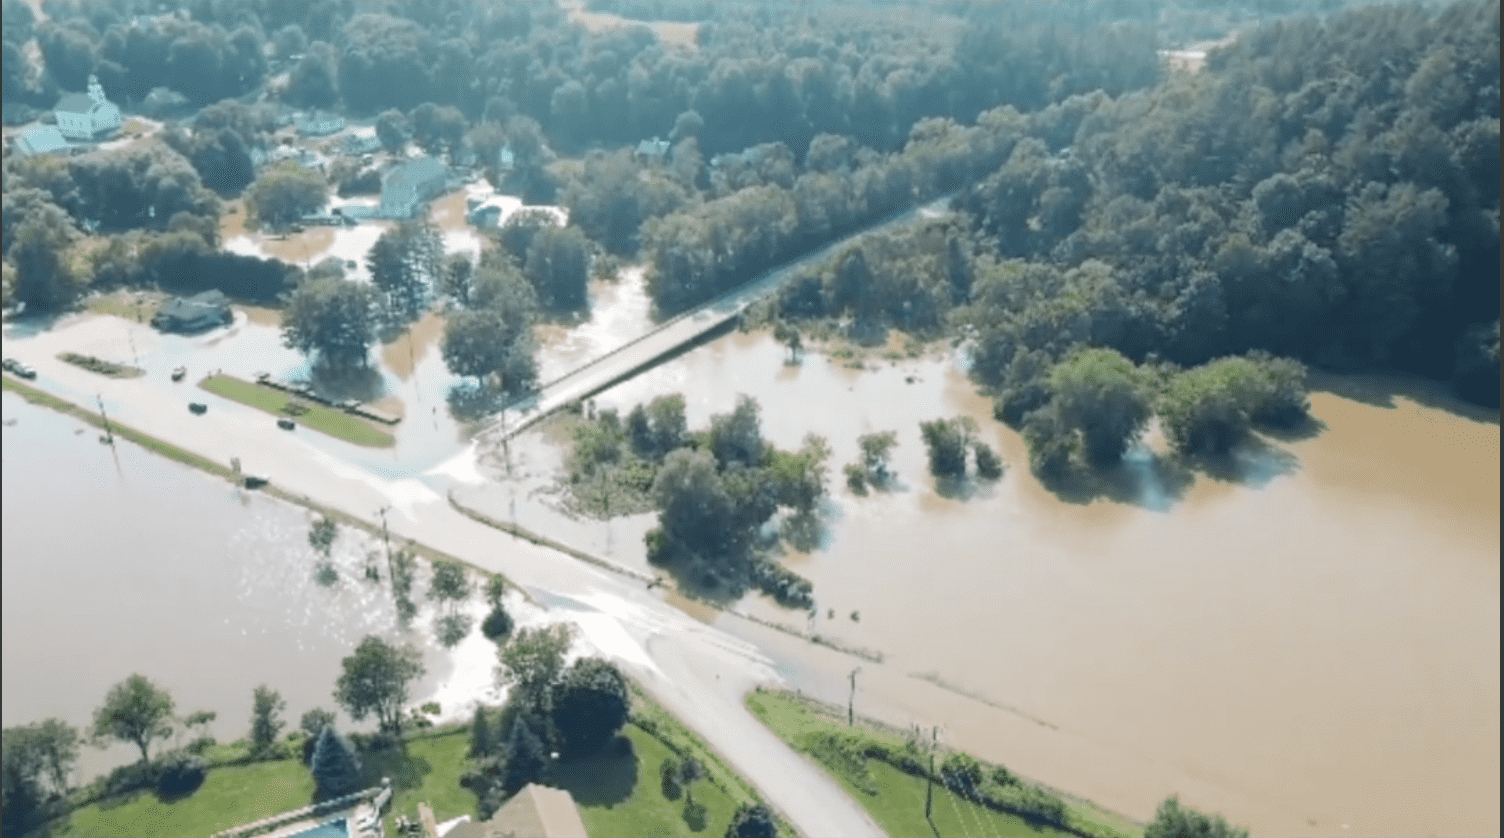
[[484, 195, 957, 442], [1, 316, 886, 838]]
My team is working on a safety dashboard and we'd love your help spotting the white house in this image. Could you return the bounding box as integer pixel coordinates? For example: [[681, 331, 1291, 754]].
[[380, 156, 447, 219], [634, 136, 670, 164], [54, 76, 121, 141]]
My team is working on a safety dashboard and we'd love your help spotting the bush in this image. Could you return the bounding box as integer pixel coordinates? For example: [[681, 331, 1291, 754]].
[[550, 658, 631, 759], [843, 462, 868, 494], [185, 735, 216, 755], [972, 442, 1004, 479], [725, 802, 778, 838], [919, 417, 976, 478], [990, 763, 1018, 787], [660, 757, 683, 800], [940, 751, 984, 799], [481, 604, 513, 640], [153, 750, 208, 797], [683, 796, 708, 831], [99, 761, 154, 798]]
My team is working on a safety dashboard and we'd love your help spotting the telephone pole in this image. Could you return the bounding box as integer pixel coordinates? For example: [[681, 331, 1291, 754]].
[[925, 725, 937, 821], [377, 505, 393, 583], [96, 394, 114, 446], [848, 667, 860, 726]]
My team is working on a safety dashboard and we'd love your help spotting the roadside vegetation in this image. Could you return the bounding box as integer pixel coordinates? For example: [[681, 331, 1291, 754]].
[[747, 688, 1142, 838], [56, 352, 144, 379], [198, 374, 395, 448]]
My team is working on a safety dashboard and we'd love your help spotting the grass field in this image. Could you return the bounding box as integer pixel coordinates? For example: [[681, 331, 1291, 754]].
[[50, 760, 316, 837], [199, 374, 395, 448], [747, 689, 1142, 838]]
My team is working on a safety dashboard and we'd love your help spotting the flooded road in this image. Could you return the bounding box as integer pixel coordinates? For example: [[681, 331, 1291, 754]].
[[531, 329, 1500, 838], [0, 391, 490, 784]]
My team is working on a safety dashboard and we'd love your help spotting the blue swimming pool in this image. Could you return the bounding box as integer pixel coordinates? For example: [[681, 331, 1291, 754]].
[[291, 819, 347, 838]]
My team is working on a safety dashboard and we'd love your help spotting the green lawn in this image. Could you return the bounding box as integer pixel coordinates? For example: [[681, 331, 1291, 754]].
[[199, 374, 395, 448], [367, 728, 476, 835], [51, 759, 315, 837], [747, 689, 1140, 838]]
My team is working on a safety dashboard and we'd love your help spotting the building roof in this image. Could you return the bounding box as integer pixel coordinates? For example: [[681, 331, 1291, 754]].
[[152, 291, 231, 331], [635, 137, 670, 157], [384, 156, 446, 190], [17, 125, 67, 155], [446, 785, 588, 838], [55, 92, 97, 114]]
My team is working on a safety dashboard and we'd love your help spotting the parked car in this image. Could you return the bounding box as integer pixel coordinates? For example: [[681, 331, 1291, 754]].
[[2, 358, 37, 379], [277, 418, 296, 430], [171, 366, 187, 382], [188, 402, 207, 414]]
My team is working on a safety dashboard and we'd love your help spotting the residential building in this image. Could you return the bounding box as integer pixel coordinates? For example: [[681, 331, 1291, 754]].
[[14, 124, 68, 156], [444, 784, 589, 838], [344, 132, 382, 155], [54, 75, 121, 140], [298, 111, 346, 136], [151, 290, 232, 333], [634, 136, 669, 164], [380, 156, 447, 219], [498, 145, 515, 171]]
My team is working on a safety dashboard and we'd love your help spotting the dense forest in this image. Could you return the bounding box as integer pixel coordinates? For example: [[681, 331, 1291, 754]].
[[1, 0, 1497, 417]]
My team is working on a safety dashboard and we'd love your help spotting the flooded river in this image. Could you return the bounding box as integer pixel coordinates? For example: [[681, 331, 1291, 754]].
[[550, 330, 1499, 838]]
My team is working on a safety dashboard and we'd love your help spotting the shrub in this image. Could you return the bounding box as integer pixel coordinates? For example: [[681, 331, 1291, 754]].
[[684, 796, 708, 831], [481, 604, 513, 641], [153, 750, 207, 797], [972, 442, 1003, 479], [660, 757, 683, 800], [725, 802, 778, 838], [436, 613, 473, 648], [99, 761, 153, 798], [843, 462, 868, 494], [940, 751, 984, 799], [990, 763, 1018, 787], [919, 417, 976, 478], [185, 735, 216, 755]]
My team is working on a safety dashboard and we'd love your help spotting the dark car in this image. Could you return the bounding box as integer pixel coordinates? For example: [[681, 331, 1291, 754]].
[[2, 358, 37, 379], [277, 418, 296, 430], [188, 402, 208, 414]]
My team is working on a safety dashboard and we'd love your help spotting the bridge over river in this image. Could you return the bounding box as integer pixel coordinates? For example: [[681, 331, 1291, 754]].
[[479, 194, 956, 443]]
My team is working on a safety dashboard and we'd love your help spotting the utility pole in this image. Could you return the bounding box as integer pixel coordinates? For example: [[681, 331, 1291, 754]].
[[925, 725, 937, 821], [377, 505, 393, 583], [848, 667, 860, 726], [96, 394, 114, 446]]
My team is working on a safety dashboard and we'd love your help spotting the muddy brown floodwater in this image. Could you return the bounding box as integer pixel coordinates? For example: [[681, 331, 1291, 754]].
[[544, 329, 1499, 838]]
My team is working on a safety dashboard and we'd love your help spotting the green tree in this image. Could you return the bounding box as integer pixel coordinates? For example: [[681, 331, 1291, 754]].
[[677, 754, 703, 803], [92, 674, 175, 766], [709, 395, 766, 469], [368, 220, 440, 324], [972, 442, 1004, 479], [300, 708, 335, 739], [856, 430, 898, 484], [484, 574, 508, 609], [375, 108, 412, 153], [496, 624, 573, 717], [245, 161, 329, 229], [919, 417, 976, 479], [309, 725, 363, 801], [2, 719, 79, 798], [249, 685, 286, 756], [523, 224, 590, 311], [10, 205, 87, 313], [308, 515, 338, 558], [332, 636, 425, 736], [1046, 346, 1151, 466], [440, 307, 516, 382], [499, 716, 547, 793], [281, 277, 378, 371], [1144, 795, 1249, 838], [469, 706, 493, 758], [725, 802, 778, 838], [427, 560, 470, 617], [436, 613, 473, 649], [549, 658, 630, 759]]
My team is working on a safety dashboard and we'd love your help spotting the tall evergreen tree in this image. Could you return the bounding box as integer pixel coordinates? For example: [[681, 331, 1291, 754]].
[[310, 725, 362, 801], [500, 716, 546, 793]]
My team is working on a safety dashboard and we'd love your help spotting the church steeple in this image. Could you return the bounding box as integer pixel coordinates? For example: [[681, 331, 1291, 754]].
[[87, 75, 106, 106]]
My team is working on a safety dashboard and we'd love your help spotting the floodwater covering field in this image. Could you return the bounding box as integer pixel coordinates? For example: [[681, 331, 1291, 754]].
[[0, 390, 508, 784], [480, 328, 1499, 838]]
